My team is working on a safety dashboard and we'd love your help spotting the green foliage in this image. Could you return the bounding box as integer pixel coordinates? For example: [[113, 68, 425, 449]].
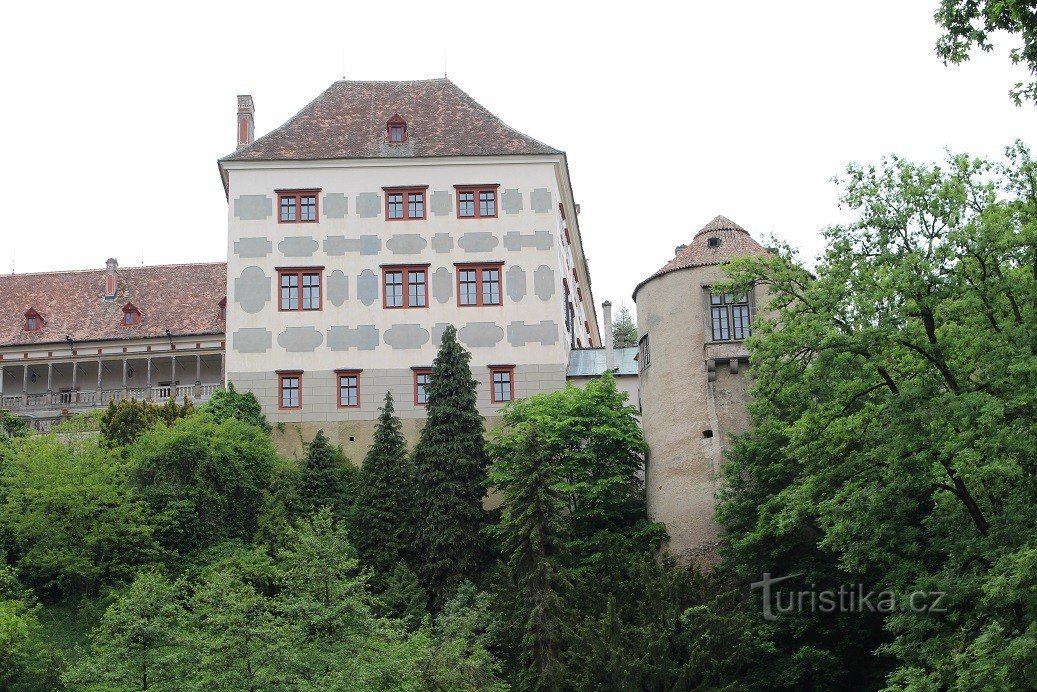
[[353, 391, 416, 583], [0, 561, 48, 691], [100, 398, 159, 449], [157, 395, 195, 426], [610, 304, 638, 348], [297, 430, 356, 522], [0, 411, 26, 439], [0, 437, 158, 598], [254, 458, 303, 550], [203, 382, 269, 431], [378, 562, 427, 629], [935, 0, 1037, 104], [51, 408, 104, 434], [413, 325, 490, 605]]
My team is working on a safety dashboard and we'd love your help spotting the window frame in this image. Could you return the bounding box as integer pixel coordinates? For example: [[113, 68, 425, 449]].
[[335, 369, 362, 409], [454, 261, 504, 307], [277, 267, 324, 312], [121, 303, 141, 327], [706, 289, 753, 342], [381, 264, 429, 309], [277, 370, 303, 410], [489, 365, 515, 403], [382, 186, 428, 221], [454, 184, 500, 219], [638, 334, 651, 372], [276, 189, 321, 224], [412, 367, 432, 406], [386, 114, 408, 143]]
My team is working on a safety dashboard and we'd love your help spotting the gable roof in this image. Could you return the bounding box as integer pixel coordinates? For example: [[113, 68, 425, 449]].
[[0, 262, 227, 348], [632, 215, 769, 300], [220, 78, 561, 163]]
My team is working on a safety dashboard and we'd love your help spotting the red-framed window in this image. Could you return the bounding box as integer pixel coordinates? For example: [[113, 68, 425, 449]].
[[413, 367, 432, 406], [278, 268, 323, 311], [386, 114, 407, 143], [383, 187, 426, 220], [490, 365, 515, 403], [23, 308, 44, 332], [382, 265, 428, 309], [336, 369, 361, 408], [278, 371, 303, 410], [277, 189, 320, 223], [122, 303, 141, 327], [456, 262, 503, 307], [454, 184, 499, 219]]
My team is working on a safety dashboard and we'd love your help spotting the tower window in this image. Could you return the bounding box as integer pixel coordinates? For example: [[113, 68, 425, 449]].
[[708, 291, 752, 341], [638, 334, 650, 371]]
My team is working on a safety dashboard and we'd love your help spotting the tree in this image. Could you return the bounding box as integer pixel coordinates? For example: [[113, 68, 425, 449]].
[[100, 398, 159, 448], [203, 382, 269, 431], [352, 391, 416, 582], [611, 304, 638, 348], [157, 396, 195, 426], [63, 571, 192, 691], [297, 430, 356, 522], [0, 411, 25, 439], [413, 326, 489, 604], [0, 562, 47, 692], [490, 423, 569, 691], [935, 0, 1037, 104], [377, 562, 427, 629]]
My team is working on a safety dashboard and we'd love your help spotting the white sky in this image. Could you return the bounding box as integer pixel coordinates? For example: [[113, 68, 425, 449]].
[[1, 1, 1032, 324]]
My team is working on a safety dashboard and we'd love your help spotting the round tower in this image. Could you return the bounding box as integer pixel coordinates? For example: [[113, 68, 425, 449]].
[[632, 215, 769, 565]]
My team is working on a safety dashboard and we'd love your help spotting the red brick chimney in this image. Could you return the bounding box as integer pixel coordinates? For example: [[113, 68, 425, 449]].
[[237, 95, 254, 150], [104, 258, 118, 300]]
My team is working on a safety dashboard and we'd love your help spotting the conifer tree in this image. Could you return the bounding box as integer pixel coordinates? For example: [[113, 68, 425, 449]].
[[353, 391, 416, 583], [297, 430, 355, 521], [412, 325, 489, 605], [611, 304, 638, 348], [491, 423, 569, 691]]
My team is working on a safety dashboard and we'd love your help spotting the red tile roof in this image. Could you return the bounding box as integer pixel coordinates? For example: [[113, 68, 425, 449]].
[[0, 262, 227, 347], [220, 79, 560, 163], [632, 216, 769, 300]]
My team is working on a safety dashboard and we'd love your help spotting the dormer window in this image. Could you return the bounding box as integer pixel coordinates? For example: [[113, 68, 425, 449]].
[[122, 302, 142, 327], [386, 114, 407, 143], [707, 236, 721, 248], [218, 297, 227, 321], [24, 308, 44, 332]]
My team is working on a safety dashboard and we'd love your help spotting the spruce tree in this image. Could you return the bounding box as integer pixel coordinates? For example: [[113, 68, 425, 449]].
[[492, 424, 570, 691], [412, 325, 489, 605], [297, 430, 355, 521], [353, 391, 416, 583], [611, 304, 638, 348]]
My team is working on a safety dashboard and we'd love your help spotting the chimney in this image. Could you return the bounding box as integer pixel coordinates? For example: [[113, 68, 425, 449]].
[[602, 300, 614, 373], [104, 258, 118, 300], [237, 95, 255, 150], [675, 243, 688, 256]]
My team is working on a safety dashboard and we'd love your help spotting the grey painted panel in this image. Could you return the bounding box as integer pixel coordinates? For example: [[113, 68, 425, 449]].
[[234, 195, 272, 220], [356, 192, 381, 218], [278, 327, 324, 352], [327, 325, 379, 351], [459, 322, 505, 348], [504, 230, 553, 251], [502, 188, 523, 214], [531, 188, 552, 213], [278, 236, 319, 257], [386, 234, 428, 254], [233, 328, 272, 353], [458, 232, 499, 252], [431, 323, 452, 344], [431, 233, 454, 252], [508, 321, 559, 346], [431, 267, 453, 304], [234, 266, 271, 314], [323, 193, 349, 218], [357, 269, 379, 306], [430, 190, 452, 216], [384, 324, 430, 349], [534, 265, 556, 300], [324, 235, 381, 256], [327, 270, 349, 306], [506, 265, 527, 302], [234, 237, 272, 258]]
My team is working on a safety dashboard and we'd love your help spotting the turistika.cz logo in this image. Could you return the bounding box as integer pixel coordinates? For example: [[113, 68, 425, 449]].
[[750, 573, 947, 622]]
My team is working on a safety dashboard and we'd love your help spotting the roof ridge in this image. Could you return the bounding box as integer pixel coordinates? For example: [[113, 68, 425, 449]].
[[0, 260, 226, 279]]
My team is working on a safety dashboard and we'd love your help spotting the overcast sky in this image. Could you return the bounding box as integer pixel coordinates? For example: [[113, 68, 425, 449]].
[[1, 1, 1032, 322]]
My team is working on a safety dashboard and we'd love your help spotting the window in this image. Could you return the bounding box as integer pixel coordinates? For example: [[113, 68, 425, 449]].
[[277, 190, 319, 223], [383, 187, 426, 220], [709, 291, 752, 341], [490, 366, 514, 403], [278, 268, 323, 311], [382, 266, 428, 308], [386, 114, 407, 143], [707, 236, 722, 248], [122, 303, 141, 327], [278, 371, 302, 410], [336, 370, 361, 408], [455, 185, 499, 219], [413, 368, 432, 406], [456, 262, 503, 306], [638, 334, 650, 371], [23, 309, 43, 332]]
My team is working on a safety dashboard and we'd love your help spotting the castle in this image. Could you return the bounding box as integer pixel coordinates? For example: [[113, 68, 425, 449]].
[[0, 80, 765, 561]]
